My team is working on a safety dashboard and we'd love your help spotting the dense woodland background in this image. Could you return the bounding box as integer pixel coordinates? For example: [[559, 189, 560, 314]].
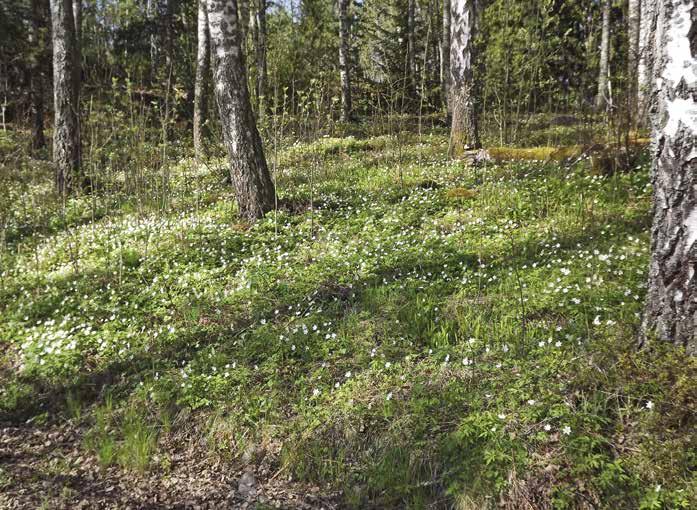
[[0, 0, 696, 509], [1, 0, 651, 153]]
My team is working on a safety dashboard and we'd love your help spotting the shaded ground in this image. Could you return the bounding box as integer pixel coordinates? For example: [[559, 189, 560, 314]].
[[0, 420, 338, 509]]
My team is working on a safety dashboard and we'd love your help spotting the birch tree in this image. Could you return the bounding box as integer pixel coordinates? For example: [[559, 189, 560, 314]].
[[441, 0, 451, 113], [628, 0, 641, 116], [644, 0, 697, 354], [194, 0, 210, 161], [206, 0, 275, 220], [339, 0, 353, 122], [595, 0, 611, 111], [407, 0, 417, 92], [50, 0, 81, 195], [449, 0, 479, 156], [638, 0, 658, 120], [253, 0, 268, 120]]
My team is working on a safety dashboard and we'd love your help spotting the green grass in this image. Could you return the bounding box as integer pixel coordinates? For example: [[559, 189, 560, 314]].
[[0, 131, 695, 508]]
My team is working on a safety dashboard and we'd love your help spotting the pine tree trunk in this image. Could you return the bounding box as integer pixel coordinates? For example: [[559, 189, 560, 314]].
[[193, 0, 210, 161], [339, 0, 353, 122], [595, 0, 611, 111], [627, 0, 641, 118], [206, 0, 275, 220], [29, 0, 47, 152], [50, 0, 81, 195], [643, 0, 697, 354], [449, 0, 479, 156], [441, 0, 451, 114], [638, 0, 658, 123], [255, 0, 268, 120]]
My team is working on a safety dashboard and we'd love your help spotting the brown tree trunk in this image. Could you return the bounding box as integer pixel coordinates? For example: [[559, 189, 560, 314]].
[[206, 0, 275, 220], [643, 0, 697, 354], [50, 0, 81, 195], [595, 0, 611, 111], [193, 0, 210, 161], [29, 0, 47, 152], [449, 0, 479, 156], [339, 0, 353, 122], [441, 0, 451, 114]]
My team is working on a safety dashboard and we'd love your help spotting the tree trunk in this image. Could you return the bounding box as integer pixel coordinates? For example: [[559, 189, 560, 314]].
[[255, 0, 268, 120], [72, 0, 81, 46], [441, 0, 451, 113], [595, 0, 611, 111], [50, 0, 81, 195], [238, 0, 249, 53], [163, 0, 174, 72], [29, 0, 47, 152], [339, 0, 353, 122], [638, 0, 658, 123], [627, 0, 641, 118], [73, 0, 82, 120], [449, 0, 479, 156], [407, 0, 417, 93], [643, 0, 697, 354], [193, 0, 210, 161], [206, 0, 275, 220]]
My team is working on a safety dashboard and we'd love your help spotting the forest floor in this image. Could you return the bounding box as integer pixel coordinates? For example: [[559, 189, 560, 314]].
[[1, 129, 696, 509]]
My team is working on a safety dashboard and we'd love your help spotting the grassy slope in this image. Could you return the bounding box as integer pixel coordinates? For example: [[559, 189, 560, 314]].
[[1, 131, 695, 508]]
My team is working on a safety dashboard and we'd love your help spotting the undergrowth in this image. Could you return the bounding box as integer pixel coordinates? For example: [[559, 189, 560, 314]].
[[1, 131, 694, 508]]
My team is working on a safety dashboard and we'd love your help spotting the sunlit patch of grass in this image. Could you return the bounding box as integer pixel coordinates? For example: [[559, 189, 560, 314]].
[[487, 146, 561, 161], [445, 187, 478, 201]]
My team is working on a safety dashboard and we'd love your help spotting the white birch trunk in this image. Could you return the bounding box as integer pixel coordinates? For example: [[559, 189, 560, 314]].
[[339, 0, 353, 122], [194, 0, 211, 160], [638, 0, 659, 121], [206, 0, 275, 220], [449, 0, 479, 155], [644, 0, 697, 354], [596, 0, 612, 111]]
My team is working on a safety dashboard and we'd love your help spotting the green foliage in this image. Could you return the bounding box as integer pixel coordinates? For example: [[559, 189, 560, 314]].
[[118, 407, 158, 472], [480, 0, 599, 144], [84, 395, 159, 472], [1, 127, 694, 507]]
